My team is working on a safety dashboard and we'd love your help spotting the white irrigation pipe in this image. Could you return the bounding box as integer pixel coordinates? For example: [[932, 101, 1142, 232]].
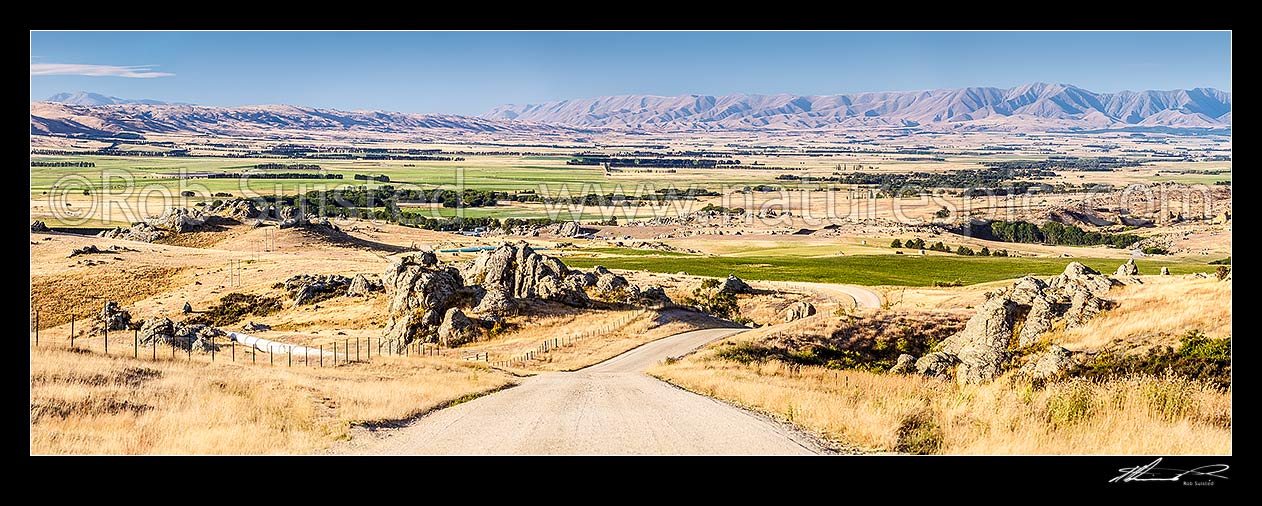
[[226, 331, 332, 357]]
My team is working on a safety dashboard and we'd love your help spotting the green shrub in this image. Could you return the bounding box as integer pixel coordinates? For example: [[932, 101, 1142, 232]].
[[185, 293, 283, 327], [890, 239, 903, 248], [1071, 330, 1230, 390], [1208, 257, 1231, 265], [895, 410, 943, 454], [955, 245, 975, 256], [1142, 246, 1169, 255], [1215, 266, 1231, 281], [978, 246, 990, 256], [1045, 380, 1097, 427]]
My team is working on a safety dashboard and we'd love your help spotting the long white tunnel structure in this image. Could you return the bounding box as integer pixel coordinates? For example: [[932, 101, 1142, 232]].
[[226, 331, 333, 357]]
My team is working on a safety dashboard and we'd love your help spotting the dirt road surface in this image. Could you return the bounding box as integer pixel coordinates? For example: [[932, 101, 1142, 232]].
[[336, 327, 827, 455], [336, 282, 882, 455]]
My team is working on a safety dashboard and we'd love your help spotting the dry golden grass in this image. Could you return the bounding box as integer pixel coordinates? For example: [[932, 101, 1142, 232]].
[[652, 356, 1230, 454], [29, 346, 511, 454], [31, 265, 180, 329], [457, 306, 722, 372], [1050, 276, 1231, 353], [651, 275, 1232, 455]]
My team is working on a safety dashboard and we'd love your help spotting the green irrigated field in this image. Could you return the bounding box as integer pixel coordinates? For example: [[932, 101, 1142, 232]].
[[29, 155, 614, 196], [29, 154, 814, 198], [570, 247, 695, 257], [562, 253, 1214, 286]]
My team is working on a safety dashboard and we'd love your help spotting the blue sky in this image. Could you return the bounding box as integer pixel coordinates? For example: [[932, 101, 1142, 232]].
[[30, 31, 1231, 115]]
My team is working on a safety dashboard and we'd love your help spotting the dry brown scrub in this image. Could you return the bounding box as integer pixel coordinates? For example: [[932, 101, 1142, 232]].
[[30, 347, 511, 454]]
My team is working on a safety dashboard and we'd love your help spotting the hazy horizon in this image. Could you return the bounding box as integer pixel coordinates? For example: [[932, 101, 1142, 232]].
[[30, 31, 1231, 115]]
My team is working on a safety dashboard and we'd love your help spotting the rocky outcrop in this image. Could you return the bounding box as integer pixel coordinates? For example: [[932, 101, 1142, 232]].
[[383, 242, 681, 349], [595, 270, 630, 294], [1063, 289, 1112, 328], [936, 262, 1116, 385], [100, 301, 131, 331], [69, 245, 103, 257], [1017, 345, 1074, 381], [137, 317, 223, 350], [176, 322, 223, 352], [31, 220, 49, 232], [473, 288, 518, 318], [555, 221, 588, 237], [1115, 258, 1139, 276], [138, 318, 175, 346], [915, 352, 958, 376], [283, 274, 352, 306], [943, 295, 1016, 384], [784, 301, 817, 322], [98, 222, 166, 243], [98, 206, 211, 242], [150, 207, 207, 233], [890, 353, 917, 374], [1047, 262, 1115, 298], [631, 285, 672, 306], [346, 273, 383, 297], [381, 253, 463, 344], [242, 321, 271, 332], [462, 243, 589, 307], [207, 198, 259, 219], [719, 275, 753, 295], [437, 308, 478, 346], [568, 270, 598, 289]]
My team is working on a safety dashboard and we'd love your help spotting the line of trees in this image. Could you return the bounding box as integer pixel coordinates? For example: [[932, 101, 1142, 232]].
[[254, 163, 322, 170], [31, 161, 95, 167], [891, 238, 1008, 257], [988, 220, 1142, 249], [981, 156, 1143, 172]]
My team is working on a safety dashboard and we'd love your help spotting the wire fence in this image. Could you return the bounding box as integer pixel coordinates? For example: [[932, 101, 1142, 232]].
[[486, 309, 648, 368], [29, 308, 650, 369], [28, 309, 450, 368]]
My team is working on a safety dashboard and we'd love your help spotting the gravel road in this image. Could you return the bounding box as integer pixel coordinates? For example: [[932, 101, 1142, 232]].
[[336, 283, 881, 455]]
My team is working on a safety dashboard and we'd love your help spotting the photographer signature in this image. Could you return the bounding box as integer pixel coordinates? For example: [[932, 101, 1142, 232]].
[[1110, 458, 1229, 483]]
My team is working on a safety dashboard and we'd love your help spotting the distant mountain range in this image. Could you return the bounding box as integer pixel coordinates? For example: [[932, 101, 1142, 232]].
[[30, 83, 1231, 138], [29, 102, 579, 137], [44, 91, 184, 106], [483, 83, 1232, 131]]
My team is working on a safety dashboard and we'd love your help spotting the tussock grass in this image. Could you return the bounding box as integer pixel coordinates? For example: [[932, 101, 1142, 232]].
[[653, 357, 1230, 454], [1050, 277, 1231, 352], [29, 347, 511, 454], [651, 277, 1231, 455]]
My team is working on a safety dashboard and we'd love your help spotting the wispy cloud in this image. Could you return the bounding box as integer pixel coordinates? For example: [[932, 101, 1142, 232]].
[[30, 63, 173, 78]]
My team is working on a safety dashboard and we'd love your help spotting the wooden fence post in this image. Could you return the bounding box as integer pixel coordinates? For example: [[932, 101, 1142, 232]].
[[104, 327, 108, 355]]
